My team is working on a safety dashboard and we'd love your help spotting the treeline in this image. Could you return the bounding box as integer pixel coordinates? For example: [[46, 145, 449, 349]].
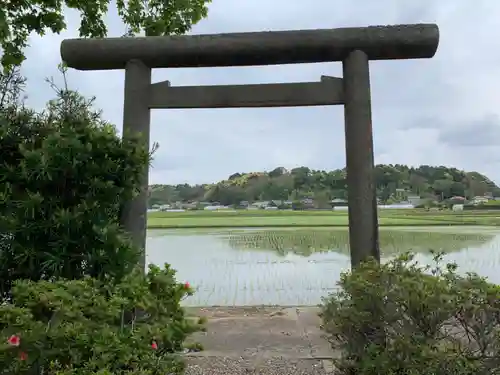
[[148, 165, 500, 207]]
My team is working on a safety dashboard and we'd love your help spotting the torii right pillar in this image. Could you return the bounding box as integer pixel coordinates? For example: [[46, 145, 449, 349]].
[[343, 50, 380, 267]]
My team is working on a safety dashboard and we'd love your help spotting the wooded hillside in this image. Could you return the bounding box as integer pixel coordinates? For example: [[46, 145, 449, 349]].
[[148, 165, 500, 207]]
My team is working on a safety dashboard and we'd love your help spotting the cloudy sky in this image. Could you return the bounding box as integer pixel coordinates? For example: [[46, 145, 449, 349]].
[[21, 0, 500, 185]]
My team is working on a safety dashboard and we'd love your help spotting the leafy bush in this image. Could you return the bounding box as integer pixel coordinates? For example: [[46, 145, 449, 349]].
[[0, 69, 203, 374], [0, 264, 204, 374], [0, 74, 152, 299], [320, 253, 500, 375]]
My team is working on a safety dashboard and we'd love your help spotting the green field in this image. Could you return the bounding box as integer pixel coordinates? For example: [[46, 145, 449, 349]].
[[146, 209, 500, 229]]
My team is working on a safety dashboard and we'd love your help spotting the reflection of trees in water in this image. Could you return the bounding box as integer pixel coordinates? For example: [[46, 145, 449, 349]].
[[225, 230, 495, 257]]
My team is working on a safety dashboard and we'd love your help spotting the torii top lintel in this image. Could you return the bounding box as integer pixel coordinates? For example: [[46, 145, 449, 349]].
[[60, 23, 439, 71]]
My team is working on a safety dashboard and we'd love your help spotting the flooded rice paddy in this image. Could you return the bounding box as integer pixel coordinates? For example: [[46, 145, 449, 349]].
[[145, 226, 500, 306]]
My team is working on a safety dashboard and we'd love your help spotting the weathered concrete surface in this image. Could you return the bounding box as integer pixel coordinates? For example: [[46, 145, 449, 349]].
[[342, 49, 380, 266], [148, 75, 344, 109], [61, 24, 439, 70], [184, 306, 336, 375]]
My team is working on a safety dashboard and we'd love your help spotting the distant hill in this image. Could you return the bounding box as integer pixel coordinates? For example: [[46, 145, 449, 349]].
[[148, 165, 500, 208]]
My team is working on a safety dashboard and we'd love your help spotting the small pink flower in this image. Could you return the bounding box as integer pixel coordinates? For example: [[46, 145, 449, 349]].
[[19, 352, 27, 361], [151, 341, 158, 350], [7, 335, 20, 347], [184, 282, 190, 289]]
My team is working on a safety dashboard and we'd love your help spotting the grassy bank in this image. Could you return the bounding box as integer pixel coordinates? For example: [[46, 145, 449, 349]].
[[146, 209, 500, 229]]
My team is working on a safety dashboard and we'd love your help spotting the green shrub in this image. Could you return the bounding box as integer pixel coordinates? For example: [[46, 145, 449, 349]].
[[320, 253, 500, 375], [0, 78, 151, 300], [0, 264, 204, 374]]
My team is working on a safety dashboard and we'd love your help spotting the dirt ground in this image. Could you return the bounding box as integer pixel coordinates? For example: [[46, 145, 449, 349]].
[[183, 306, 337, 374]]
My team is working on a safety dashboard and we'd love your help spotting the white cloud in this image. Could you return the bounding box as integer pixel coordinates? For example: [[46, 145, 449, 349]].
[[20, 0, 500, 184]]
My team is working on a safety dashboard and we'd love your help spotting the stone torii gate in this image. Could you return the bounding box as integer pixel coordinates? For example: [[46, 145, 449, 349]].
[[60, 23, 439, 269]]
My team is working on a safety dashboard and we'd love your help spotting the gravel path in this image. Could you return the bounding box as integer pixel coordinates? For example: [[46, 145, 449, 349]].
[[186, 356, 331, 375]]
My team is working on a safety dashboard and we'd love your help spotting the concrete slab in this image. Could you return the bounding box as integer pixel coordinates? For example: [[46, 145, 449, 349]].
[[184, 306, 337, 374], [185, 306, 333, 359]]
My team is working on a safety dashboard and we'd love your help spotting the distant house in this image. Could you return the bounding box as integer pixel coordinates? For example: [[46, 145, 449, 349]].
[[395, 188, 408, 200], [204, 205, 228, 210], [330, 198, 348, 208], [471, 196, 489, 205], [239, 200, 250, 207], [182, 203, 197, 209], [248, 200, 292, 209], [299, 198, 315, 210], [331, 198, 347, 204], [407, 195, 422, 207], [271, 200, 287, 207], [250, 201, 269, 209]]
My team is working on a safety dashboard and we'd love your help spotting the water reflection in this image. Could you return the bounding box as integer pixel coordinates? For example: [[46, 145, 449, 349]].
[[225, 229, 494, 256], [145, 227, 500, 307]]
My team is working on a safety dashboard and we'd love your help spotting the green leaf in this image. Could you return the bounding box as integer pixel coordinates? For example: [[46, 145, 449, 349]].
[[0, 0, 211, 70]]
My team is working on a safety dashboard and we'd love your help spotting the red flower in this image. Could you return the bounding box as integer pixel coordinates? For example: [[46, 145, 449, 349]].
[[151, 341, 158, 350], [19, 352, 27, 361], [7, 335, 20, 347], [184, 282, 190, 289]]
